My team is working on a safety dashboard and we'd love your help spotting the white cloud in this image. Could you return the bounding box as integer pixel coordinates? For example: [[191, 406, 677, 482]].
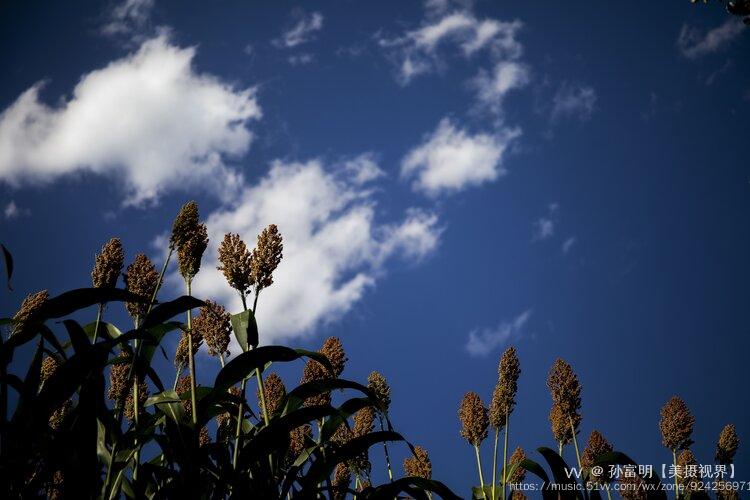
[[677, 18, 744, 59], [288, 53, 315, 66], [551, 82, 597, 122], [4, 200, 29, 219], [471, 61, 530, 114], [401, 118, 520, 196], [562, 236, 576, 254], [0, 35, 261, 206], [275, 11, 324, 49], [533, 217, 554, 241], [177, 158, 441, 344], [101, 0, 154, 38], [466, 309, 532, 356], [532, 202, 558, 241], [379, 10, 523, 85]]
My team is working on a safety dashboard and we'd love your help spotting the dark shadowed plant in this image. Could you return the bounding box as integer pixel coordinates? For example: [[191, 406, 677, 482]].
[[0, 206, 459, 500]]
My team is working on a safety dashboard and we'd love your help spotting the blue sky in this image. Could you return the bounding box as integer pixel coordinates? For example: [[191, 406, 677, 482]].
[[1, 0, 749, 494]]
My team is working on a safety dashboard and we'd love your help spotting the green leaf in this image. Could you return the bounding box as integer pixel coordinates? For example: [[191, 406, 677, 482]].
[[1, 243, 13, 291], [140, 296, 204, 330], [367, 477, 461, 500], [230, 309, 258, 352], [83, 321, 123, 343], [38, 287, 148, 319]]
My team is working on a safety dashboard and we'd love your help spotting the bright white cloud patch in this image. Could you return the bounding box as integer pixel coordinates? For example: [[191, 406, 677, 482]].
[[379, 9, 523, 85], [180, 158, 441, 344], [551, 82, 597, 122], [401, 118, 519, 196], [0, 35, 261, 205], [471, 61, 530, 114], [466, 309, 532, 356], [275, 11, 324, 49], [677, 18, 744, 59]]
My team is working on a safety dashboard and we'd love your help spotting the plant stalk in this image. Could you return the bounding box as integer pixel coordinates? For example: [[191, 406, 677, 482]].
[[569, 416, 582, 470], [186, 280, 197, 425], [92, 303, 103, 344], [673, 449, 679, 500], [502, 413, 510, 500], [474, 444, 486, 498], [492, 428, 499, 500]]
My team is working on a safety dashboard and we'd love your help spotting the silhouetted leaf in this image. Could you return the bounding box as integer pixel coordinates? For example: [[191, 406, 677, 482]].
[[230, 309, 258, 352], [1, 243, 12, 290]]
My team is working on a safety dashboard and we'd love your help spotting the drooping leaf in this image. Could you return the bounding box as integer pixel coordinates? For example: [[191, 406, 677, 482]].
[[1, 243, 13, 290], [83, 320, 123, 343], [140, 296, 204, 330], [38, 288, 148, 319], [230, 309, 258, 352]]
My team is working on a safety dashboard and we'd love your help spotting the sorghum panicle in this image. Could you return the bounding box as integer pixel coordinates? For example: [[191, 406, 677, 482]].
[[459, 391, 489, 446], [367, 371, 391, 413], [403, 445, 432, 479], [123, 254, 158, 321], [177, 222, 208, 281], [170, 201, 199, 250], [91, 237, 124, 289], [507, 446, 527, 485], [581, 430, 614, 484], [489, 347, 521, 429], [716, 424, 739, 465], [193, 300, 231, 358], [659, 395, 695, 451], [259, 373, 286, 416], [250, 224, 283, 291], [217, 233, 254, 294], [320, 336, 347, 377], [547, 358, 582, 434], [12, 290, 48, 336]]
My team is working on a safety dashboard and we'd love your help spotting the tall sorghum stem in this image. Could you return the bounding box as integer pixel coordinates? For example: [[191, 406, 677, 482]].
[[672, 449, 679, 500], [492, 428, 499, 500], [232, 379, 247, 469], [502, 413, 510, 500], [569, 416, 582, 470], [92, 303, 103, 344], [380, 417, 394, 482], [253, 290, 270, 426], [474, 444, 486, 497], [186, 280, 197, 425], [103, 248, 173, 499]]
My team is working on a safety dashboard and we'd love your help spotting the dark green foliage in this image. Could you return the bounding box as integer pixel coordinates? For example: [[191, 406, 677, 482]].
[[0, 283, 456, 499]]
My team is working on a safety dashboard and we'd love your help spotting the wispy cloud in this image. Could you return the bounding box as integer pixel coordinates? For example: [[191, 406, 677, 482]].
[[274, 11, 324, 49], [532, 203, 558, 241], [551, 82, 597, 122], [101, 0, 155, 40], [677, 18, 744, 59], [288, 53, 315, 66], [466, 309, 532, 356], [401, 118, 520, 196], [0, 35, 261, 206], [562, 236, 576, 254], [4, 200, 29, 219], [470, 61, 530, 116], [378, 8, 523, 85]]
